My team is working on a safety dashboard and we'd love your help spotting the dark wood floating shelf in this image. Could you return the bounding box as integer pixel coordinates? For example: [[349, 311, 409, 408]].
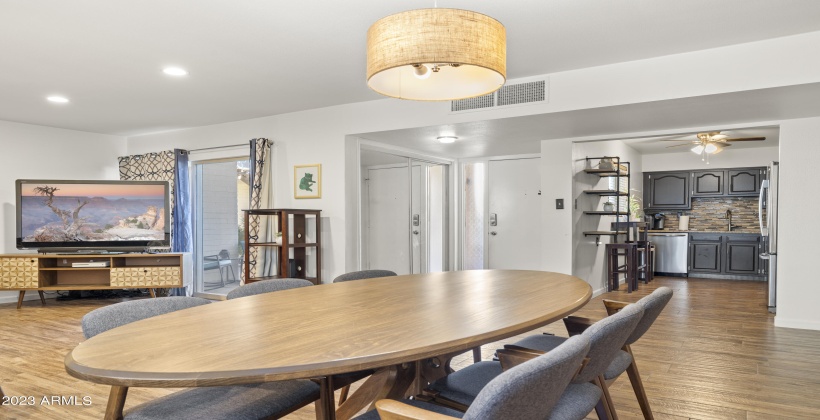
[[583, 168, 629, 177], [583, 231, 627, 236], [583, 211, 622, 215], [583, 190, 629, 196]]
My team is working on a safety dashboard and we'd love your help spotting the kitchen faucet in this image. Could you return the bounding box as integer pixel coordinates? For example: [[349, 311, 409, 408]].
[[726, 209, 739, 231]]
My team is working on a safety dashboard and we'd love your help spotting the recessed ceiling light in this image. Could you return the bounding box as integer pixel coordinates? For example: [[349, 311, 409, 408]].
[[46, 96, 69, 103], [437, 136, 458, 144], [163, 67, 188, 76]]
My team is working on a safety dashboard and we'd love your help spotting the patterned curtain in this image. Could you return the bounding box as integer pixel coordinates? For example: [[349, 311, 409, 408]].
[[245, 138, 274, 282], [118, 149, 191, 295]]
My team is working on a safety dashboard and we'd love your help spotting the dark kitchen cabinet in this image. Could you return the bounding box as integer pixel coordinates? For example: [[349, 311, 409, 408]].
[[725, 241, 760, 275], [727, 168, 763, 196], [644, 171, 690, 210], [691, 171, 725, 196], [688, 233, 765, 278], [689, 235, 722, 274]]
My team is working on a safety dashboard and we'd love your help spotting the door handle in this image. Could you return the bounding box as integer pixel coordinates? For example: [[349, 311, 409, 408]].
[[413, 230, 419, 235], [489, 213, 497, 226], [490, 231, 497, 236], [413, 214, 420, 226]]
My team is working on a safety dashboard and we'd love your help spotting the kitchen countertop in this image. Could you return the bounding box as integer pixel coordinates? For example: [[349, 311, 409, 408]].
[[645, 230, 760, 234]]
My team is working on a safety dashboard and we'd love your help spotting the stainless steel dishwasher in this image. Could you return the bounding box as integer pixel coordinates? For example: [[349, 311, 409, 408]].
[[647, 233, 689, 276]]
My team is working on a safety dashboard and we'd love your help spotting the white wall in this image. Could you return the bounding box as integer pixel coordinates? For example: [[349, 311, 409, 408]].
[[642, 146, 779, 171], [0, 120, 125, 304], [570, 141, 643, 294], [774, 117, 820, 330], [540, 139, 574, 274]]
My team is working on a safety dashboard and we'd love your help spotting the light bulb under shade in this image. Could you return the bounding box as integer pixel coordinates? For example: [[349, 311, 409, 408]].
[[704, 143, 718, 154], [366, 8, 506, 101], [163, 67, 188, 76], [437, 136, 458, 144], [691, 145, 705, 154], [46, 96, 69, 103], [413, 64, 431, 80]]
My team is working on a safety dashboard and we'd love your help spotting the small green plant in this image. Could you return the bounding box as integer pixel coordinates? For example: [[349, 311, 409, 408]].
[[629, 189, 644, 220]]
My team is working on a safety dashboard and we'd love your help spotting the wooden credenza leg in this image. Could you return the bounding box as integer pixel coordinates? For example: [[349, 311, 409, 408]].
[[37, 290, 46, 305], [104, 385, 128, 420], [16, 291, 25, 309], [148, 288, 156, 298]]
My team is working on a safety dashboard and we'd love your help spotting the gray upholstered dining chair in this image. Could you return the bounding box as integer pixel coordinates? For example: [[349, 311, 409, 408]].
[[423, 303, 645, 420], [81, 296, 321, 420], [225, 278, 314, 300], [332, 269, 397, 283], [354, 334, 591, 420], [513, 288, 673, 420]]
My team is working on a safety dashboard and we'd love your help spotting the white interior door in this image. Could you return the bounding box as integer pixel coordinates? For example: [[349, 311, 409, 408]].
[[367, 165, 411, 274], [488, 158, 541, 270]]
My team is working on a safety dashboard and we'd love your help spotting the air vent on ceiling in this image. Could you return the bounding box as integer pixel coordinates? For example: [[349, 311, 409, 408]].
[[497, 80, 546, 106], [451, 93, 495, 112], [450, 78, 547, 113]]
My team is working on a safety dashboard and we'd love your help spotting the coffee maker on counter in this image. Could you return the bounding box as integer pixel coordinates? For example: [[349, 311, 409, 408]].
[[650, 213, 666, 230]]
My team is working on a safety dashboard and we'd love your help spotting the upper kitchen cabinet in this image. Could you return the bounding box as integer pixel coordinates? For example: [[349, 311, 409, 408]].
[[727, 168, 764, 196], [644, 171, 691, 210], [691, 170, 725, 196]]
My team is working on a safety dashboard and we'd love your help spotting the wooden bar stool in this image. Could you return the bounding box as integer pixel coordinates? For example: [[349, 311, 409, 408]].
[[605, 243, 638, 292]]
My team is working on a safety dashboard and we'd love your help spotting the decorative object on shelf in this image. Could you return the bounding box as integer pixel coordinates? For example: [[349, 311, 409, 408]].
[[603, 202, 616, 212], [274, 232, 282, 244], [294, 164, 321, 199], [366, 7, 506, 101]]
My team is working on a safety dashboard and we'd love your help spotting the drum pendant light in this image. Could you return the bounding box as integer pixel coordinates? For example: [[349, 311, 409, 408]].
[[366, 8, 506, 101]]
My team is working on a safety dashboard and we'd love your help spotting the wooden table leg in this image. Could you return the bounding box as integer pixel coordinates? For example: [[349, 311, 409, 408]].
[[335, 363, 415, 420], [148, 288, 156, 298], [16, 291, 25, 309], [104, 386, 128, 420], [315, 376, 336, 420], [38, 290, 46, 305]]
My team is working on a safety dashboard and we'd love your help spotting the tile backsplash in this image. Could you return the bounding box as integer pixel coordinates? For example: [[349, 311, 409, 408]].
[[650, 197, 763, 233]]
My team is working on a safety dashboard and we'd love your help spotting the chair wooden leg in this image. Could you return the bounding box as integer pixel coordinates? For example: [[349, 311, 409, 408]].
[[472, 346, 482, 363], [625, 347, 654, 420], [16, 291, 25, 309], [595, 375, 618, 420], [104, 386, 128, 420], [38, 290, 47, 305]]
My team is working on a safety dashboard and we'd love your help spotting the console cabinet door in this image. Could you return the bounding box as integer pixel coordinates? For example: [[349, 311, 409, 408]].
[[727, 168, 762, 196], [645, 172, 691, 210], [0, 257, 39, 289], [691, 171, 725, 196], [689, 242, 721, 273]]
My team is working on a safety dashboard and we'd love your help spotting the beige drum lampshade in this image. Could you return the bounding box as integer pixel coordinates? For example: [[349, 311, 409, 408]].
[[366, 8, 506, 101]]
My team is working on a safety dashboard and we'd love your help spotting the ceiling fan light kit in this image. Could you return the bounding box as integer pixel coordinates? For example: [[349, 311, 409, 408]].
[[366, 8, 506, 101], [663, 131, 766, 163]]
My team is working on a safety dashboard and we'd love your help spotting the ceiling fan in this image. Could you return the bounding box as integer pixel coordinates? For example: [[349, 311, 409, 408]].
[[661, 131, 766, 163]]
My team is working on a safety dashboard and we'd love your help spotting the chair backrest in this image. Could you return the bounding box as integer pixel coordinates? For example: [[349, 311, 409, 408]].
[[332, 269, 397, 283], [218, 249, 230, 260], [574, 303, 644, 383], [625, 287, 673, 345], [463, 335, 590, 420], [82, 297, 212, 339], [226, 278, 313, 300]]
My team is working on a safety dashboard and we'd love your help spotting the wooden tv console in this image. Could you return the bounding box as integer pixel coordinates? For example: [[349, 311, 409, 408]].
[[0, 253, 185, 309]]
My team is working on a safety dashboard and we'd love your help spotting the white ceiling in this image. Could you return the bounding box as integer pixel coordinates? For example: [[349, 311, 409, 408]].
[[3, 1, 820, 136]]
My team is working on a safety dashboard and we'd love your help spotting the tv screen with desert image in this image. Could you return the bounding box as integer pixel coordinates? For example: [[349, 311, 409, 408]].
[[16, 180, 169, 248]]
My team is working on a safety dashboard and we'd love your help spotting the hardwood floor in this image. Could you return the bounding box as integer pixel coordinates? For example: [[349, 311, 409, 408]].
[[2, 277, 820, 419]]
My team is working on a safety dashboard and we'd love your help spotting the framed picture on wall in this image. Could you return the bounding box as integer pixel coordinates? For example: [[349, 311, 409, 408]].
[[294, 164, 321, 199]]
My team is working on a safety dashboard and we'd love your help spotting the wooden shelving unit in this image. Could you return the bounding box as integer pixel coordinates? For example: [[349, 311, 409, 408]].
[[243, 209, 321, 285], [581, 157, 632, 245]]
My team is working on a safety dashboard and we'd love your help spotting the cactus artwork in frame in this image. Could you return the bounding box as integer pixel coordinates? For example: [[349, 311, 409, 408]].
[[294, 164, 321, 199]]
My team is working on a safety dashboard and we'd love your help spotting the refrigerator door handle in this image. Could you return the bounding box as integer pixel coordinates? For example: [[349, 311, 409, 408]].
[[759, 180, 768, 236]]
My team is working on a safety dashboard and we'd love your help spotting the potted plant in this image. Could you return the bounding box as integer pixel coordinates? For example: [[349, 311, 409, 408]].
[[629, 190, 644, 221], [274, 232, 283, 244]]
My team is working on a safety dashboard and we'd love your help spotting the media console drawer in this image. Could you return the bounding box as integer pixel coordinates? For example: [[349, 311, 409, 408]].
[[111, 266, 181, 287]]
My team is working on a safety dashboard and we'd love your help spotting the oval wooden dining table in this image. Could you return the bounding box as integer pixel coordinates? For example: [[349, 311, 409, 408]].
[[65, 269, 591, 419]]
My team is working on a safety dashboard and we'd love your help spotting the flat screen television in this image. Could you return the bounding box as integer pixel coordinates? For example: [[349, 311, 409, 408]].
[[16, 179, 171, 253]]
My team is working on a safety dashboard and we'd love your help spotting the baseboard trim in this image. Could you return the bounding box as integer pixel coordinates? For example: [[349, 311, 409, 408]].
[[0, 292, 48, 306], [774, 316, 820, 331]]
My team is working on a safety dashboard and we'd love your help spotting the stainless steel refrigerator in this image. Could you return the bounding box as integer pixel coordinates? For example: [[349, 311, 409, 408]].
[[760, 161, 779, 313]]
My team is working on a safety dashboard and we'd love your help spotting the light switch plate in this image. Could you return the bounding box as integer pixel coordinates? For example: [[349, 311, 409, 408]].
[[556, 199, 564, 209]]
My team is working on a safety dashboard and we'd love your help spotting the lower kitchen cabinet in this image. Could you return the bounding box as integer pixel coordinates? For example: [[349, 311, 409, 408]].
[[688, 233, 765, 279]]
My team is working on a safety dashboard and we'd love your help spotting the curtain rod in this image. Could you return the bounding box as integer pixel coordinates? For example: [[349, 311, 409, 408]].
[[185, 143, 248, 153]]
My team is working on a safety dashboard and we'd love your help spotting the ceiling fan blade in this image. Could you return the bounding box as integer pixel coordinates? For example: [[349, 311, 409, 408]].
[[724, 137, 766, 142], [665, 143, 696, 148], [658, 139, 696, 142]]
